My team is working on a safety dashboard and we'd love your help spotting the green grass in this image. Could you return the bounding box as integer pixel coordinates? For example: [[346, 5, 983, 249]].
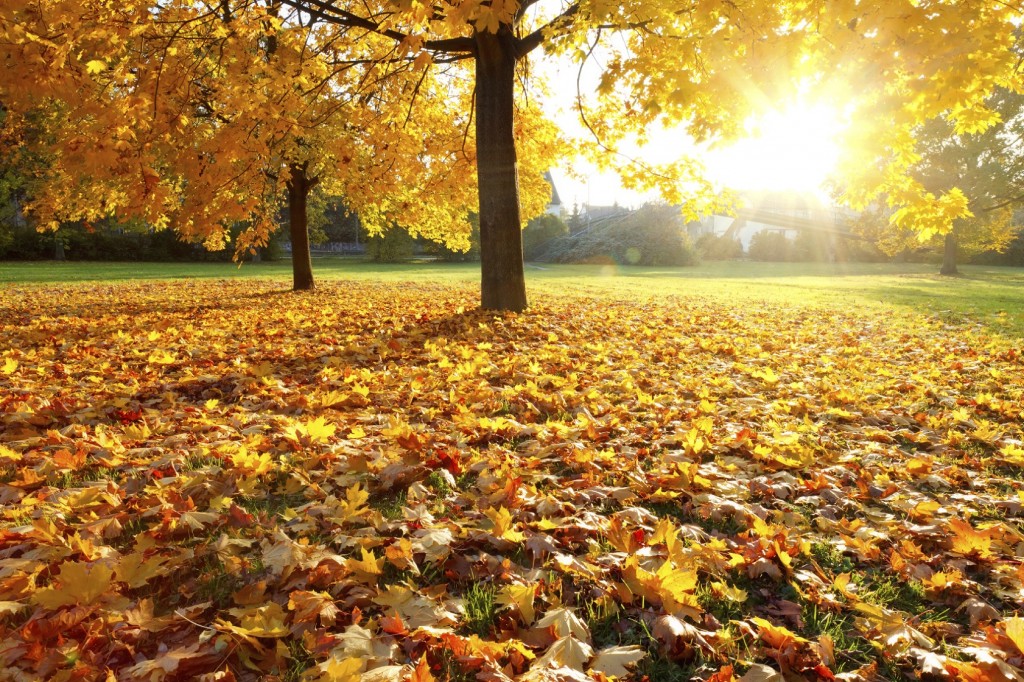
[[3, 257, 1023, 336], [461, 583, 498, 638]]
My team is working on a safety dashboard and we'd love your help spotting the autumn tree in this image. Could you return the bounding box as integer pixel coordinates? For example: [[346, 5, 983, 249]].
[[849, 88, 1024, 273], [0, 0, 555, 289], [3, 2, 1023, 309], [914, 88, 1024, 276]]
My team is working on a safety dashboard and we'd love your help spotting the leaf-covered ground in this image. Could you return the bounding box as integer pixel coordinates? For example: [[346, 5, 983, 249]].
[[2, 279, 1024, 682]]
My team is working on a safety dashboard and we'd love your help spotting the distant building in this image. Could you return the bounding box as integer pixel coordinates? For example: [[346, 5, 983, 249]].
[[689, 190, 857, 250], [543, 171, 563, 217]]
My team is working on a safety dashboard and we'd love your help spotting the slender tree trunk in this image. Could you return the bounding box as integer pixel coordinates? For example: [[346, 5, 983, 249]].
[[939, 230, 959, 276], [475, 28, 527, 312], [287, 163, 315, 291]]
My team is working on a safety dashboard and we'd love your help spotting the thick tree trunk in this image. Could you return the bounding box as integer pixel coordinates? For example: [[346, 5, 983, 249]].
[[287, 163, 315, 291], [475, 29, 527, 312], [939, 230, 959, 276]]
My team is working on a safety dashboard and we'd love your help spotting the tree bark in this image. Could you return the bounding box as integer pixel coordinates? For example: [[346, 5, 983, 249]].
[[939, 230, 959, 276], [287, 163, 316, 291], [475, 28, 527, 312]]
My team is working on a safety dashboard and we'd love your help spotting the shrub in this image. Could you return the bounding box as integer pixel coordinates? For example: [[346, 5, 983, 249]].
[[532, 204, 699, 267], [522, 213, 568, 260], [366, 227, 415, 262], [793, 229, 833, 262], [748, 230, 795, 261], [696, 233, 744, 260]]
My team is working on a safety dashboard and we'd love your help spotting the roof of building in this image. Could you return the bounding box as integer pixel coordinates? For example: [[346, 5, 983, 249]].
[[543, 171, 562, 207]]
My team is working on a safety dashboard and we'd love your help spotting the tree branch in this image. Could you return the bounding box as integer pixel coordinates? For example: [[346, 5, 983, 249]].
[[277, 0, 474, 53], [516, 2, 578, 57]]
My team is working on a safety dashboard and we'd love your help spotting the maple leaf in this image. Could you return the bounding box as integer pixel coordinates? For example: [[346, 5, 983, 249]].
[[115, 552, 172, 589], [347, 547, 384, 582], [536, 608, 591, 640], [289, 590, 340, 626], [589, 645, 646, 677], [219, 602, 290, 638], [304, 416, 337, 443], [409, 656, 435, 682], [484, 505, 526, 543], [853, 603, 933, 652], [621, 555, 701, 620], [32, 561, 114, 608], [314, 656, 364, 682], [1005, 618, 1024, 656], [534, 636, 593, 671], [948, 518, 994, 559], [497, 583, 537, 624], [331, 624, 397, 665], [123, 642, 207, 680]]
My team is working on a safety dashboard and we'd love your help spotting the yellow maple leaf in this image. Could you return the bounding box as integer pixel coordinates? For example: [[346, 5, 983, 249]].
[[304, 416, 337, 443], [115, 552, 170, 589], [85, 59, 107, 74], [536, 607, 590, 639], [752, 616, 808, 650], [220, 602, 290, 638], [316, 657, 364, 682], [948, 518, 993, 559], [497, 583, 536, 624], [33, 561, 114, 608], [231, 445, 274, 475], [1005, 618, 1024, 656], [484, 505, 525, 542], [1, 357, 17, 374], [347, 548, 384, 582]]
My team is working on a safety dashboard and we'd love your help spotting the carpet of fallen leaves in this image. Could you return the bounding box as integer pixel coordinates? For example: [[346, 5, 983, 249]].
[[2, 279, 1024, 682]]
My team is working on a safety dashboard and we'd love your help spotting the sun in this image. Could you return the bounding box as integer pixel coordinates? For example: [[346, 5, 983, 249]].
[[703, 102, 844, 196]]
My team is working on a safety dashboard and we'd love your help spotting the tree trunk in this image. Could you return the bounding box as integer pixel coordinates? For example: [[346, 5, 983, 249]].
[[939, 230, 959, 276], [54, 233, 65, 261], [287, 163, 315, 291], [475, 28, 527, 312]]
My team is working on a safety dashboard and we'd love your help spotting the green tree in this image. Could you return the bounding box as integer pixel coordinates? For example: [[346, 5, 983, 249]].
[[852, 88, 1024, 274], [915, 88, 1024, 275]]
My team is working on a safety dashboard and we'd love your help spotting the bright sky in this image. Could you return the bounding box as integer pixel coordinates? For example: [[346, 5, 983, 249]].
[[550, 101, 846, 211]]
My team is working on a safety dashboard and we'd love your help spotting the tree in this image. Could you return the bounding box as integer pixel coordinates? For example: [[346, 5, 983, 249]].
[[3, 2, 1023, 309], [0, 0, 530, 288], [915, 88, 1024, 276], [850, 89, 1024, 273]]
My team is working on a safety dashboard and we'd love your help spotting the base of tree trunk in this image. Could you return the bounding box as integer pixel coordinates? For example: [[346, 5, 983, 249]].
[[288, 163, 316, 292], [939, 231, 959, 276]]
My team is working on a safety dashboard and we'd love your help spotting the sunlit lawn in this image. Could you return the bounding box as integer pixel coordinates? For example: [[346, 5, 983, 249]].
[[3, 257, 1023, 337]]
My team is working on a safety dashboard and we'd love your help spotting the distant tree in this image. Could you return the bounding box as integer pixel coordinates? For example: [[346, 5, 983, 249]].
[[523, 214, 569, 260], [696, 233, 744, 261], [850, 89, 1024, 274], [532, 204, 698, 266], [366, 227, 417, 263], [748, 231, 794, 262], [915, 88, 1024, 275]]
